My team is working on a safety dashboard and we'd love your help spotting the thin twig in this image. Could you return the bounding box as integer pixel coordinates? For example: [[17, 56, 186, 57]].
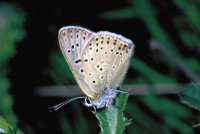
[[150, 39, 200, 82], [34, 84, 184, 97]]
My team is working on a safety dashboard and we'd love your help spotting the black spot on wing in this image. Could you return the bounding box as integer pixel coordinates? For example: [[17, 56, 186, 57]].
[[75, 59, 81, 64]]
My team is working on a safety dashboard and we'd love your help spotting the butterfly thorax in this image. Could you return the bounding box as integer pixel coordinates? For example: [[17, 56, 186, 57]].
[[82, 87, 118, 109]]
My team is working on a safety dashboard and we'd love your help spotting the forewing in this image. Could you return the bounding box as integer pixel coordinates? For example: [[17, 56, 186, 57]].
[[58, 26, 95, 98]]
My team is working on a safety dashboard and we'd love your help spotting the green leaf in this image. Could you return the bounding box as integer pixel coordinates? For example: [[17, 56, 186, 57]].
[[0, 2, 26, 125], [130, 58, 175, 83], [173, 0, 200, 31], [0, 116, 23, 134], [164, 116, 193, 134], [179, 85, 200, 111], [95, 92, 131, 134], [141, 95, 190, 118], [0, 3, 26, 65]]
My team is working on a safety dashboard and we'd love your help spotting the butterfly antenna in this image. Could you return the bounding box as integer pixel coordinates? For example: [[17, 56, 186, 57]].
[[49, 96, 86, 112]]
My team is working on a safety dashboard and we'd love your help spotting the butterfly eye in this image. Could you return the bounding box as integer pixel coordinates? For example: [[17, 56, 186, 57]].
[[85, 97, 91, 104]]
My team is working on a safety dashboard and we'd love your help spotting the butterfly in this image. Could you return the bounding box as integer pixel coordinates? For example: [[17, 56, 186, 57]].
[[49, 26, 135, 111]]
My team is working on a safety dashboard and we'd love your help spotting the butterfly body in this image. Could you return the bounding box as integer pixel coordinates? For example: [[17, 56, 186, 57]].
[[83, 87, 118, 109], [58, 26, 135, 109]]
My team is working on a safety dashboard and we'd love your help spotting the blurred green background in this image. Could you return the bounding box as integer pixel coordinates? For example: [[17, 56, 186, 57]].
[[0, 0, 200, 134]]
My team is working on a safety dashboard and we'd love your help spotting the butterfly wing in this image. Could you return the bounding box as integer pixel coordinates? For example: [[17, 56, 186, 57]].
[[58, 26, 96, 98], [81, 31, 134, 99]]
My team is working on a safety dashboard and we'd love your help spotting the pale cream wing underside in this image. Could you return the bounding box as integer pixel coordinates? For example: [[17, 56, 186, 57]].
[[58, 26, 96, 98], [82, 31, 135, 98]]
